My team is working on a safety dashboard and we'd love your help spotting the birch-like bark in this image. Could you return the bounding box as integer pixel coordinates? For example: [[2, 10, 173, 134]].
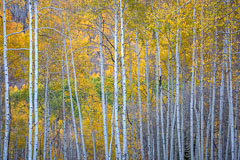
[[227, 28, 235, 160], [129, 40, 135, 160], [190, 1, 196, 159], [218, 30, 226, 160], [175, 0, 182, 158], [113, 1, 121, 159], [43, 54, 49, 160], [145, 40, 151, 160], [136, 32, 144, 159], [156, 28, 166, 160], [28, 0, 33, 159], [200, 5, 204, 160], [2, 0, 10, 158], [210, 30, 217, 160], [62, 14, 81, 160], [98, 15, 109, 160], [33, 0, 39, 159], [155, 31, 160, 160], [61, 53, 67, 160], [66, 15, 86, 160], [166, 27, 171, 160], [119, 1, 128, 158]]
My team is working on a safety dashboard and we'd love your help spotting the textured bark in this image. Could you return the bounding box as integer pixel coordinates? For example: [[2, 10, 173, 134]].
[[119, 1, 128, 158], [136, 32, 144, 159], [190, 1, 196, 159], [145, 40, 151, 160], [1, 2, 9, 152], [28, 0, 33, 159], [113, 1, 121, 158], [61, 54, 67, 160], [33, 0, 39, 159], [43, 54, 49, 160]]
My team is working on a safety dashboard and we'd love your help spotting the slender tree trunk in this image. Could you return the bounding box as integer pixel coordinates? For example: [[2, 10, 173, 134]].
[[190, 1, 196, 159], [218, 30, 226, 160], [227, 28, 235, 160], [113, 1, 121, 159], [175, 0, 182, 158], [66, 15, 86, 160], [2, 0, 10, 158], [155, 30, 160, 160], [136, 32, 144, 159], [156, 28, 166, 160], [210, 30, 217, 160], [119, 1, 128, 158], [28, 0, 33, 159], [61, 52, 67, 160], [33, 0, 39, 159], [129, 40, 135, 160], [166, 26, 171, 160], [43, 53, 49, 160], [98, 15, 109, 160], [200, 5, 204, 160], [145, 40, 151, 160]]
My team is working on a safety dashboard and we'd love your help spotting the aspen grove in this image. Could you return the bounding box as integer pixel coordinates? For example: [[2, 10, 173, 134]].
[[0, 0, 240, 159]]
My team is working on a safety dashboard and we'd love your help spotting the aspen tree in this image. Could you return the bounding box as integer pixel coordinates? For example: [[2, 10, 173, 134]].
[[33, 0, 39, 159], [2, 0, 10, 159], [145, 40, 151, 160], [136, 32, 144, 159], [28, 0, 33, 159], [119, 0, 128, 158], [43, 53, 49, 160], [190, 1, 196, 159], [61, 53, 67, 160], [113, 0, 121, 158]]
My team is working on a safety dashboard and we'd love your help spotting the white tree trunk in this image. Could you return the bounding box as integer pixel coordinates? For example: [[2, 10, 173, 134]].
[[145, 40, 151, 160], [156, 28, 166, 160], [61, 53, 67, 160], [227, 28, 235, 160], [113, 0, 121, 159], [2, 0, 10, 159], [43, 54, 49, 160], [200, 5, 204, 160], [120, 1, 128, 158], [33, 0, 39, 159], [210, 31, 217, 160], [136, 32, 144, 159], [28, 0, 33, 159], [218, 31, 226, 160], [99, 16, 109, 160], [190, 1, 196, 159], [175, 0, 182, 158]]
